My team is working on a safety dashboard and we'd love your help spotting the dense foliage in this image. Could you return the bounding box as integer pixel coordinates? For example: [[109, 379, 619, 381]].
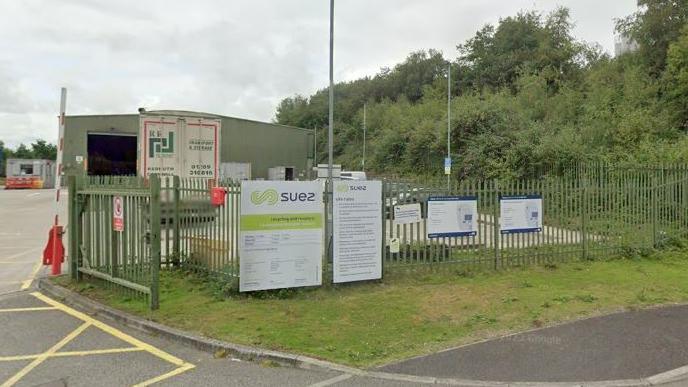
[[275, 2, 688, 179]]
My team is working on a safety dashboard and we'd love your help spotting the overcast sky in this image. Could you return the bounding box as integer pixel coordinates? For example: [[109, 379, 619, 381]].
[[0, 0, 636, 148]]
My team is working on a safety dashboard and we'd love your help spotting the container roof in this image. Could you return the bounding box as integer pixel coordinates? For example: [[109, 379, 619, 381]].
[[65, 109, 313, 133], [142, 110, 223, 118]]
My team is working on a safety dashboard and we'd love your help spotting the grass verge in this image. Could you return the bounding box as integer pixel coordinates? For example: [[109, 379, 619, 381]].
[[54, 250, 688, 368]]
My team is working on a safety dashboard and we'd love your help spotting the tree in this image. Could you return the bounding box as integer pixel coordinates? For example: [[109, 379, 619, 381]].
[[663, 25, 688, 130], [13, 144, 32, 159], [458, 8, 587, 91], [616, 0, 688, 75], [271, 5, 687, 178], [30, 140, 57, 160], [0, 140, 58, 161], [382, 49, 447, 102]]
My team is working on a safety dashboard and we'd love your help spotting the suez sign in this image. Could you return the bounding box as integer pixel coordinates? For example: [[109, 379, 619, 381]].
[[239, 181, 324, 292], [238, 180, 384, 291], [250, 189, 317, 205], [139, 115, 220, 179], [333, 181, 382, 284]]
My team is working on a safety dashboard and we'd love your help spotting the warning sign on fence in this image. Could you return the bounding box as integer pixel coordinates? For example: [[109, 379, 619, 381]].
[[113, 196, 124, 232]]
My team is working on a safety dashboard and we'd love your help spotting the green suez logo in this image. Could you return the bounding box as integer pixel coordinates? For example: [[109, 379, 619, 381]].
[[149, 131, 174, 157], [250, 189, 317, 205], [250, 189, 279, 205], [336, 184, 367, 192]]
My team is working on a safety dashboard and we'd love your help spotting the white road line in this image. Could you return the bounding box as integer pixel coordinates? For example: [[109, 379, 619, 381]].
[[307, 374, 353, 387], [1, 248, 40, 261], [26, 193, 40, 198], [21, 261, 43, 290], [0, 261, 34, 265]]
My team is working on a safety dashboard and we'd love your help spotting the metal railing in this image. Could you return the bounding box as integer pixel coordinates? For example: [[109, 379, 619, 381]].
[[160, 177, 241, 280], [68, 175, 161, 309], [67, 163, 688, 309]]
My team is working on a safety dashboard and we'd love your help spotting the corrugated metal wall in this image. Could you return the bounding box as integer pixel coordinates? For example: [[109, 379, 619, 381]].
[[62, 112, 314, 179]]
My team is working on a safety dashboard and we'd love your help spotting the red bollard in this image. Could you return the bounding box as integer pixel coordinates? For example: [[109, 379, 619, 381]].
[[43, 225, 64, 275]]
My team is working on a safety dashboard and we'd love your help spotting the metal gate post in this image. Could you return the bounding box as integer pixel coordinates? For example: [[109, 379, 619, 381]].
[[493, 180, 500, 270], [68, 175, 78, 280], [381, 180, 386, 275], [150, 175, 161, 310], [111, 185, 119, 279], [323, 179, 330, 287], [172, 175, 180, 265], [581, 177, 588, 260], [652, 172, 658, 247]]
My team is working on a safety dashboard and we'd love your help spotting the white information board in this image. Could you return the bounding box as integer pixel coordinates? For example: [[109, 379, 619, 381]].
[[427, 196, 478, 238], [394, 203, 421, 225], [140, 115, 220, 179], [333, 181, 382, 283], [500, 195, 543, 234], [239, 181, 323, 292]]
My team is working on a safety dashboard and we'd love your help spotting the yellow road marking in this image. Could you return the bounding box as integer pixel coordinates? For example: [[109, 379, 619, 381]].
[[132, 363, 196, 387], [54, 347, 143, 358], [1, 322, 91, 387], [0, 347, 143, 362], [20, 261, 43, 290], [5, 293, 197, 386], [0, 307, 57, 313], [31, 292, 189, 367]]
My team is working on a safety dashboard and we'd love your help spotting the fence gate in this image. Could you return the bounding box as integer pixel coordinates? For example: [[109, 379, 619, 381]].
[[68, 175, 161, 309]]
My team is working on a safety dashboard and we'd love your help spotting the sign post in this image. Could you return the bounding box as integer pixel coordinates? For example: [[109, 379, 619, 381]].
[[394, 203, 422, 225], [427, 196, 478, 238], [499, 195, 543, 234], [333, 181, 382, 283], [43, 88, 67, 276], [113, 196, 124, 232], [239, 181, 324, 292]]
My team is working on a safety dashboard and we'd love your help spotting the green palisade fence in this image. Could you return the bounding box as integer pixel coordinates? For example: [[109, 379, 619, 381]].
[[69, 175, 161, 309], [67, 163, 688, 308], [160, 177, 241, 281]]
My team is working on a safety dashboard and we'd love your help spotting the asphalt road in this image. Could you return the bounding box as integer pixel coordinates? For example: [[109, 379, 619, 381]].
[[0, 189, 62, 294], [380, 305, 688, 383]]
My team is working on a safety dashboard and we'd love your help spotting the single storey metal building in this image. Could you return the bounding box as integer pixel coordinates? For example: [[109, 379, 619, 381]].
[[62, 110, 315, 180]]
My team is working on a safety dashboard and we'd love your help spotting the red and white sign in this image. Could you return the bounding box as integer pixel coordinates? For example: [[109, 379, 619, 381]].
[[113, 196, 124, 232]]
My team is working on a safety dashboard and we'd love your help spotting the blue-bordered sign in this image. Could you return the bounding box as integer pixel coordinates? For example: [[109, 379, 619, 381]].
[[444, 157, 451, 175], [427, 196, 478, 238], [499, 194, 542, 234]]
